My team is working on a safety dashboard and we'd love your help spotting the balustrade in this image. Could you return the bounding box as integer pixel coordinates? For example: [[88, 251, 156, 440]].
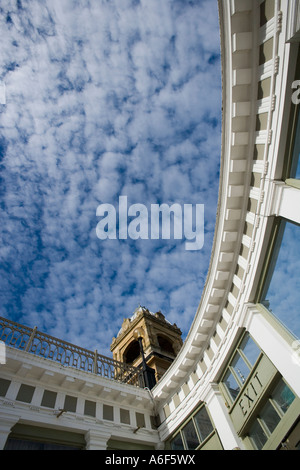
[[0, 316, 144, 387]]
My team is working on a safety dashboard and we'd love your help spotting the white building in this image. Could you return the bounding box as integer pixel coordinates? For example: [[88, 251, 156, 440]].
[[0, 0, 299, 451]]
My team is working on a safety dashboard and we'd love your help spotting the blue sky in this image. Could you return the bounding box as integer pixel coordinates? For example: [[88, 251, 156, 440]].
[[0, 0, 222, 356]]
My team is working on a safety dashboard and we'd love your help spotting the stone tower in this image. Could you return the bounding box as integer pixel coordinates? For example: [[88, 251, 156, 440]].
[[110, 306, 183, 385]]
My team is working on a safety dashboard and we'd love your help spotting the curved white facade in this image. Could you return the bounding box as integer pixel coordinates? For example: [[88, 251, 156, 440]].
[[0, 0, 299, 451], [153, 0, 300, 450]]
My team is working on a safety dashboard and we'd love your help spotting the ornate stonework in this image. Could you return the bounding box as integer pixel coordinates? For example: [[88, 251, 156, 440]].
[[110, 306, 183, 381]]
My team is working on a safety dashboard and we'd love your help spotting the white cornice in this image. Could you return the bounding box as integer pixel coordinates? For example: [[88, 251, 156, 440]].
[[153, 0, 258, 408]]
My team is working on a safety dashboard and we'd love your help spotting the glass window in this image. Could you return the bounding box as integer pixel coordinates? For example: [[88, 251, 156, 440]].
[[169, 405, 215, 450], [296, 154, 300, 179], [223, 369, 240, 401], [239, 334, 261, 367], [260, 402, 281, 434], [182, 420, 199, 450], [41, 390, 57, 409], [64, 395, 77, 413], [194, 406, 214, 442], [170, 433, 184, 451], [16, 384, 35, 403], [248, 421, 268, 450], [247, 379, 295, 450], [290, 107, 300, 179], [103, 404, 114, 421], [4, 438, 82, 450], [271, 380, 295, 414], [84, 400, 96, 417], [262, 221, 300, 339], [136, 412, 145, 428], [222, 334, 261, 403], [231, 353, 250, 385], [0, 378, 11, 397]]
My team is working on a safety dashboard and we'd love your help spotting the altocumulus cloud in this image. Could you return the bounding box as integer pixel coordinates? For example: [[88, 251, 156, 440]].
[[0, 0, 221, 355]]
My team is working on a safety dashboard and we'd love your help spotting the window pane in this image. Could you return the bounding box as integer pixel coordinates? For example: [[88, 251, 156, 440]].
[[223, 369, 240, 401], [249, 421, 268, 450], [194, 407, 214, 442], [103, 404, 113, 421], [262, 221, 300, 339], [272, 380, 295, 414], [84, 400, 96, 417], [182, 420, 199, 450], [296, 153, 300, 179], [41, 390, 57, 408], [64, 395, 77, 413], [16, 384, 35, 403], [260, 402, 281, 434], [170, 434, 184, 450], [0, 378, 11, 397], [291, 107, 300, 179], [231, 352, 250, 385], [239, 335, 260, 367]]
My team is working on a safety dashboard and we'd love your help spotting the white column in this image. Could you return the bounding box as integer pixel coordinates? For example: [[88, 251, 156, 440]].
[[246, 306, 300, 398], [0, 414, 19, 450], [205, 383, 244, 450], [85, 430, 111, 450]]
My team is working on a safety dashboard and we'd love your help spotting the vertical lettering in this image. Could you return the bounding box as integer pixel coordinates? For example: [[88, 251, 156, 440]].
[[150, 203, 182, 240], [250, 381, 257, 396], [96, 204, 117, 239], [253, 372, 263, 388], [184, 204, 204, 251], [128, 204, 149, 239], [292, 80, 300, 105], [119, 196, 128, 239], [239, 398, 247, 416], [244, 390, 254, 407]]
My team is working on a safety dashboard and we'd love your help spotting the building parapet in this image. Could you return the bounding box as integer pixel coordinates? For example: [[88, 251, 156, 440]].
[[0, 316, 144, 388]]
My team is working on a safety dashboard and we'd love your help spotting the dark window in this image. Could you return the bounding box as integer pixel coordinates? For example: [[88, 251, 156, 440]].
[[41, 390, 57, 409], [16, 384, 35, 403], [64, 395, 77, 413], [170, 433, 184, 450], [103, 404, 113, 421], [182, 420, 199, 450], [248, 379, 295, 450], [157, 336, 174, 355], [136, 412, 145, 428], [194, 406, 214, 442], [84, 400, 96, 417], [4, 438, 82, 450], [170, 405, 215, 450], [0, 378, 11, 397], [120, 408, 130, 424], [124, 340, 140, 364]]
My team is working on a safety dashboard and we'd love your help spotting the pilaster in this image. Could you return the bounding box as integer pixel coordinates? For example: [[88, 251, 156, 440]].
[[0, 414, 19, 450], [85, 429, 111, 450], [205, 383, 244, 450]]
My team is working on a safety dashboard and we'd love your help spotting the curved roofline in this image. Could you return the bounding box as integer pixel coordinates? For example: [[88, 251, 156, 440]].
[[152, 0, 258, 402]]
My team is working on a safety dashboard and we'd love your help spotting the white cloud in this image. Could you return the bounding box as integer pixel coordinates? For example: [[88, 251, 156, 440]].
[[0, 0, 222, 356]]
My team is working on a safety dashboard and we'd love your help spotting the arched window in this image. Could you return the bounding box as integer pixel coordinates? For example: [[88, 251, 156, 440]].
[[123, 340, 140, 364], [157, 336, 174, 355]]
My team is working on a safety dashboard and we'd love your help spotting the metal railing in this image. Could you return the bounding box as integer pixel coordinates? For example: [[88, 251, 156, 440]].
[[0, 316, 144, 387]]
